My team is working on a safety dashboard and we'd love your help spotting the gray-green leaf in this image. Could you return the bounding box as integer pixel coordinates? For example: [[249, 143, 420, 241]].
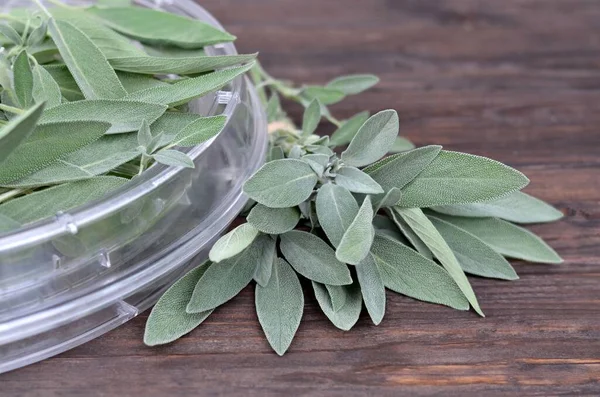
[[334, 166, 383, 194], [280, 230, 352, 285], [168, 115, 226, 147], [356, 253, 386, 325], [247, 204, 300, 234], [316, 183, 359, 248], [389, 208, 433, 259], [301, 153, 330, 176], [153, 149, 195, 168], [432, 191, 563, 224], [336, 196, 375, 265], [326, 74, 379, 95], [108, 53, 257, 75], [312, 281, 362, 331], [13, 50, 33, 108], [0, 101, 44, 166], [256, 258, 304, 356], [209, 222, 259, 263], [0, 24, 22, 45], [389, 136, 415, 153], [394, 207, 483, 316], [428, 215, 518, 280], [372, 187, 403, 213], [144, 262, 213, 346], [341, 110, 399, 167], [32, 64, 62, 108], [302, 86, 345, 105], [244, 159, 318, 208], [371, 234, 469, 310], [250, 235, 277, 287], [302, 98, 321, 137], [325, 284, 347, 312], [329, 111, 370, 147], [399, 150, 529, 208]]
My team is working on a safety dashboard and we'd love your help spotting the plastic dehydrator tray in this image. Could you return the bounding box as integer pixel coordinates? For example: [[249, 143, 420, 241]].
[[0, 0, 267, 373]]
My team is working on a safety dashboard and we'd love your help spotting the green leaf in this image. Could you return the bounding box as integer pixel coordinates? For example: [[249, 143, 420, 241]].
[[269, 146, 285, 162], [0, 176, 127, 224], [371, 234, 469, 310], [302, 86, 345, 105], [389, 136, 415, 153], [144, 262, 213, 346], [47, 18, 127, 99], [329, 111, 370, 147], [398, 150, 530, 208], [0, 213, 20, 234], [389, 208, 433, 259], [117, 71, 170, 94], [0, 120, 110, 184], [26, 20, 48, 47], [43, 64, 84, 101], [137, 119, 152, 149], [432, 191, 563, 224], [266, 92, 282, 123], [0, 24, 22, 45], [0, 102, 44, 166], [250, 235, 277, 287], [372, 214, 408, 244], [428, 215, 518, 280], [3, 134, 139, 188], [168, 115, 226, 147], [31, 63, 62, 109], [316, 183, 359, 248], [372, 187, 403, 213], [312, 281, 362, 331], [364, 145, 442, 191], [326, 74, 379, 95], [88, 6, 236, 48], [280, 230, 352, 285], [97, 0, 131, 6], [209, 223, 259, 263], [247, 205, 300, 234], [334, 166, 384, 194], [144, 45, 206, 59], [429, 213, 563, 264], [301, 153, 329, 176], [243, 159, 318, 208], [302, 98, 321, 137], [256, 258, 304, 356], [325, 284, 347, 312], [394, 207, 483, 316], [108, 53, 257, 75], [356, 253, 385, 325], [336, 196, 375, 265], [341, 110, 399, 167], [39, 99, 167, 135], [186, 252, 255, 313], [13, 50, 34, 108], [125, 63, 253, 107]]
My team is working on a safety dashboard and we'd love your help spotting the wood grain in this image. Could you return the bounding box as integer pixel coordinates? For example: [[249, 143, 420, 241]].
[[3, 0, 600, 395]]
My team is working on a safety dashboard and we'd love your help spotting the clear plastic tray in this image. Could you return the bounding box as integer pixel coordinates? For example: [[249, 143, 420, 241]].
[[0, 0, 267, 373]]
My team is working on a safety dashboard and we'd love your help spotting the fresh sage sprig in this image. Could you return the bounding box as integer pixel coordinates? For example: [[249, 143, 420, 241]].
[[145, 60, 563, 355]]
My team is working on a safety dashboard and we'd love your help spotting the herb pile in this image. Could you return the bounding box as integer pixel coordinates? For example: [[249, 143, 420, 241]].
[[0, 0, 255, 228], [145, 57, 563, 354]]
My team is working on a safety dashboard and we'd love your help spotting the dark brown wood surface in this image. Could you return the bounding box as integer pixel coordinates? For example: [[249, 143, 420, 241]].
[[4, 0, 600, 395]]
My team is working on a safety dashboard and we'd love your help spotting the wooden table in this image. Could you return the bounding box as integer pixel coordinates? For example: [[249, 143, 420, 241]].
[[4, 1, 600, 395]]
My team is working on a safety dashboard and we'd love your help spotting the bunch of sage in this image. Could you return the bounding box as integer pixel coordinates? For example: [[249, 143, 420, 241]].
[[145, 63, 563, 355], [0, 0, 256, 228]]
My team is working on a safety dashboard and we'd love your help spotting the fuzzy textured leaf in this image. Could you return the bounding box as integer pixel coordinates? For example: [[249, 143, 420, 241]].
[[327, 74, 379, 95], [389, 136, 415, 153], [247, 205, 300, 234], [302, 86, 345, 105], [108, 53, 257, 75], [336, 196, 375, 265], [209, 223, 259, 263], [250, 235, 277, 287], [0, 102, 44, 167], [13, 50, 33, 108], [312, 281, 362, 331], [335, 166, 383, 194], [329, 111, 370, 147], [32, 64, 62, 108], [341, 110, 399, 167], [168, 115, 226, 147], [316, 183, 359, 248], [356, 253, 386, 325], [302, 98, 321, 137], [389, 208, 433, 259]]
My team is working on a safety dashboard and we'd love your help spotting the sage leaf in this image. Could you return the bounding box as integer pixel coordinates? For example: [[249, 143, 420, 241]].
[[399, 150, 530, 208], [329, 111, 370, 147], [187, 251, 255, 313], [371, 234, 469, 310], [88, 6, 236, 48], [168, 115, 226, 147], [0, 120, 110, 184], [325, 284, 347, 312], [39, 99, 167, 134], [0, 213, 20, 234], [13, 50, 33, 108], [316, 183, 359, 248], [0, 176, 127, 224], [394, 207, 483, 316], [0, 24, 22, 45], [144, 45, 206, 59], [389, 208, 433, 259], [301, 153, 329, 176], [209, 223, 259, 263], [43, 64, 84, 101], [428, 215, 518, 280], [302, 98, 321, 137], [32, 64, 61, 108], [372, 214, 408, 244], [3, 134, 139, 188], [280, 230, 352, 285], [250, 235, 277, 287], [109, 53, 257, 75], [389, 136, 415, 153], [372, 187, 403, 213], [326, 74, 379, 95], [336, 196, 375, 265], [125, 63, 253, 107], [247, 205, 300, 234], [48, 18, 127, 99], [312, 281, 362, 331], [341, 110, 399, 167], [334, 166, 384, 194], [144, 262, 213, 346], [255, 258, 304, 356], [364, 145, 442, 191], [137, 119, 152, 149], [302, 86, 345, 105], [356, 253, 386, 325], [243, 159, 318, 208], [269, 146, 285, 162], [149, 112, 204, 137], [430, 213, 563, 264], [0, 101, 44, 166], [26, 19, 48, 47], [117, 71, 170, 94], [432, 191, 563, 224]]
